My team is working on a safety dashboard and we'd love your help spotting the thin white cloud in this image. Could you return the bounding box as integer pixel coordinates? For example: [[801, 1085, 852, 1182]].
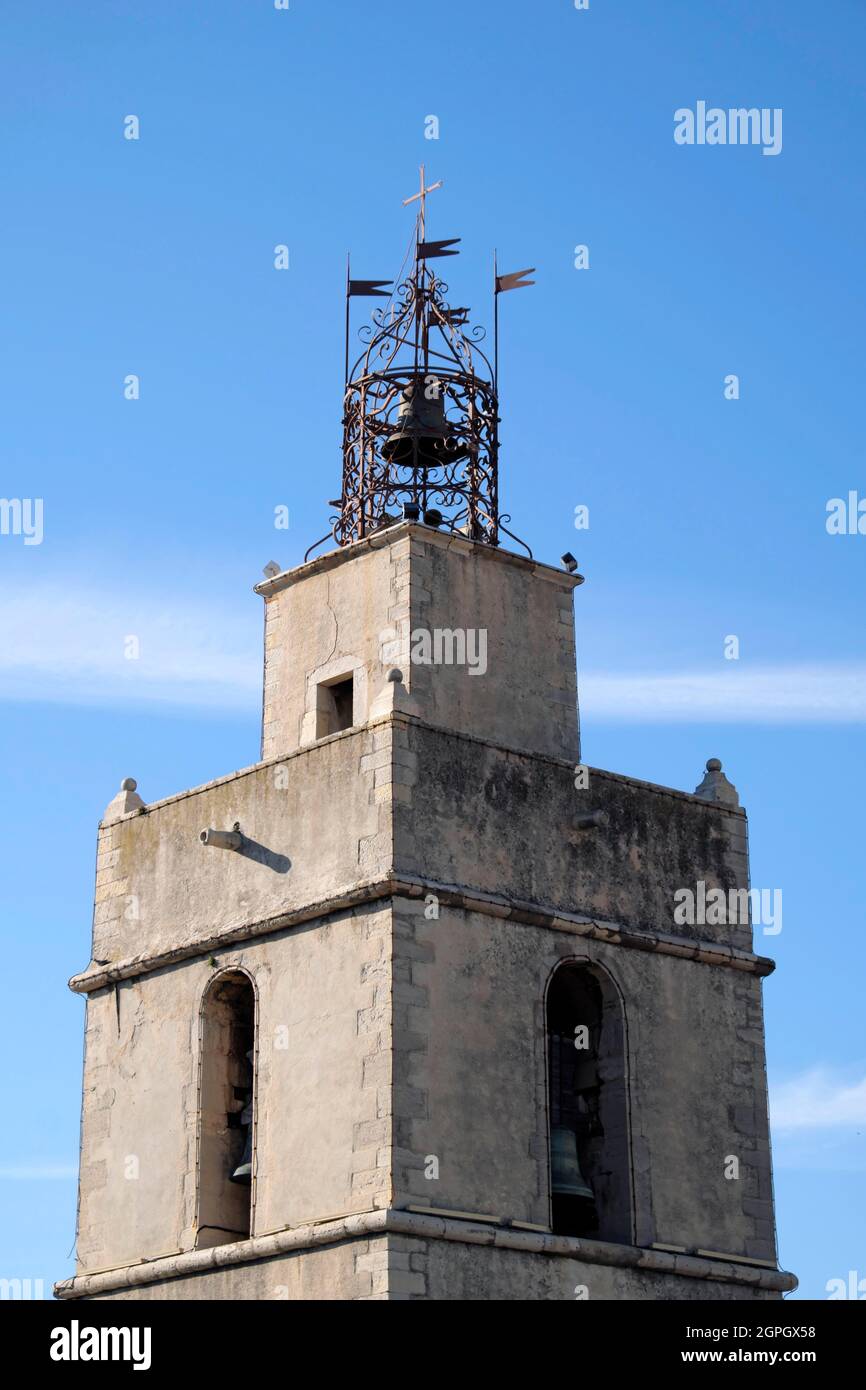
[[771, 1068, 866, 1131], [2, 585, 865, 723], [0, 584, 260, 711], [0, 1164, 78, 1180], [581, 665, 866, 723]]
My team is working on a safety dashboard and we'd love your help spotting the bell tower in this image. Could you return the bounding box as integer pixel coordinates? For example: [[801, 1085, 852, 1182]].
[[56, 189, 795, 1302]]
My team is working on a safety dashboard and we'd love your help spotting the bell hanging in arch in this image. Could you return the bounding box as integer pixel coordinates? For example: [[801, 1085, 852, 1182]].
[[382, 379, 467, 466], [550, 1124, 598, 1235], [229, 1047, 254, 1185], [550, 1125, 594, 1202], [230, 1115, 252, 1185]]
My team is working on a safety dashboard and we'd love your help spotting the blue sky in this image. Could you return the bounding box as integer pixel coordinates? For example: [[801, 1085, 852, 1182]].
[[1, 0, 864, 1300]]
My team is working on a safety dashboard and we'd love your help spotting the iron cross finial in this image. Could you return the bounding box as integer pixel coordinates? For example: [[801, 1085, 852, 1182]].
[[402, 163, 443, 241]]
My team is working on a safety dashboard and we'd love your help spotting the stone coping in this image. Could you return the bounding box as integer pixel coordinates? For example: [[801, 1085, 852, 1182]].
[[68, 874, 775, 994], [253, 522, 582, 599], [54, 1207, 797, 1299], [102, 713, 746, 827]]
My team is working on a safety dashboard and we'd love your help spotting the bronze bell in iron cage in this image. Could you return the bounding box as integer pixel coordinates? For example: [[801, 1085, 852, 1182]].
[[382, 379, 468, 466]]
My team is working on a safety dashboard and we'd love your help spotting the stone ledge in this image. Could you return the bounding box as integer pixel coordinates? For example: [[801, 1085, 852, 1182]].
[[54, 1208, 797, 1300], [68, 876, 776, 994]]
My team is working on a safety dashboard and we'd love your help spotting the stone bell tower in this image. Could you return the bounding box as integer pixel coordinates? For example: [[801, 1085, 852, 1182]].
[[56, 208, 795, 1302]]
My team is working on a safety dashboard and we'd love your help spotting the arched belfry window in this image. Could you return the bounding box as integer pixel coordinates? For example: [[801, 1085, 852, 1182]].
[[546, 961, 632, 1243], [196, 970, 256, 1250]]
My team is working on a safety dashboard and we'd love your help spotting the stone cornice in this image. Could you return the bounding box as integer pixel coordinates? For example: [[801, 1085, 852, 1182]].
[[54, 1207, 797, 1299], [68, 873, 775, 994]]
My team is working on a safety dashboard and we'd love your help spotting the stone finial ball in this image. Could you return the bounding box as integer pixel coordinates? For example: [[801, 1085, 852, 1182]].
[[121, 777, 138, 791], [387, 668, 403, 684], [706, 758, 722, 773]]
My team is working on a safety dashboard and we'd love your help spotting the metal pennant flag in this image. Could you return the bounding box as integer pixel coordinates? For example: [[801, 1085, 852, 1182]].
[[495, 266, 536, 293], [348, 278, 392, 297], [418, 237, 461, 260]]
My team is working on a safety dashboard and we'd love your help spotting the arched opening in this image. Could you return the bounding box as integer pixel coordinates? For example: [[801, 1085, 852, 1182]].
[[196, 970, 256, 1249], [546, 961, 632, 1243]]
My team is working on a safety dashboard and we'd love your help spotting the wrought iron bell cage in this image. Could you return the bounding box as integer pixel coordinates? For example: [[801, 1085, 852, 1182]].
[[338, 261, 502, 547], [304, 177, 534, 563]]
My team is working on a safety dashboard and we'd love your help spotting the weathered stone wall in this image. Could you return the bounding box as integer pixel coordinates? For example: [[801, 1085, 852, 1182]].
[[260, 538, 395, 760], [411, 1237, 782, 1302], [390, 898, 775, 1265], [92, 714, 749, 978], [75, 902, 392, 1275], [394, 720, 753, 949], [88, 1238, 386, 1302], [401, 529, 579, 761], [90, 725, 390, 968], [258, 523, 580, 764]]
